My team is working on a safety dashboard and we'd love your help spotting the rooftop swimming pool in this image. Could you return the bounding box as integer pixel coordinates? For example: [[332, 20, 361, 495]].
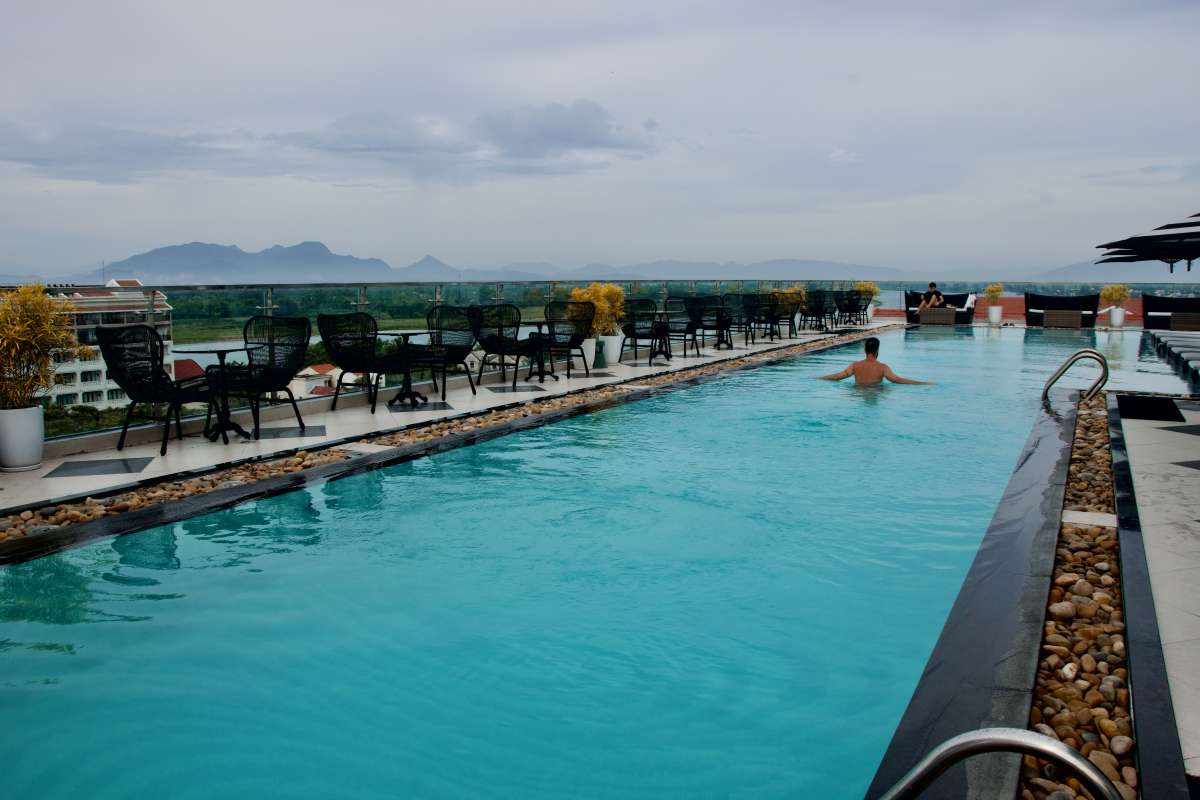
[[0, 328, 1189, 799]]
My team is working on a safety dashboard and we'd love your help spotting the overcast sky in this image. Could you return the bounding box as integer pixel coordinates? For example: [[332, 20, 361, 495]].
[[1, 0, 1198, 275]]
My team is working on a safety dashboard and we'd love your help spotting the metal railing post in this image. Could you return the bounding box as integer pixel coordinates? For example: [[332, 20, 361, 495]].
[[256, 287, 277, 317], [352, 286, 369, 311]]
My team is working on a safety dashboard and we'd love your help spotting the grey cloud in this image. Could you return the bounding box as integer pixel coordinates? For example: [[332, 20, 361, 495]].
[[475, 99, 656, 159], [0, 100, 659, 184], [0, 121, 239, 183]]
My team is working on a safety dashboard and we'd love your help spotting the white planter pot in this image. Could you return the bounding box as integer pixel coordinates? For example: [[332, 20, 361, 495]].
[[579, 338, 597, 371], [867, 304, 876, 320], [987, 305, 1003, 325], [597, 334, 625, 367], [1110, 307, 1126, 328], [0, 405, 44, 472]]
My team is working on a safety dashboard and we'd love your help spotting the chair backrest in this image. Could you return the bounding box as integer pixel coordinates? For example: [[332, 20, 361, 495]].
[[95, 324, 171, 403], [757, 293, 779, 317], [684, 295, 724, 325], [244, 315, 311, 388], [317, 312, 379, 373], [773, 292, 802, 315], [474, 304, 522, 345], [427, 305, 477, 357], [546, 300, 595, 345], [623, 298, 660, 337]]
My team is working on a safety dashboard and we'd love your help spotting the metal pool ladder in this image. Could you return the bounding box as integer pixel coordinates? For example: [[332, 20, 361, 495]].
[[1042, 348, 1109, 404], [877, 727, 1122, 800]]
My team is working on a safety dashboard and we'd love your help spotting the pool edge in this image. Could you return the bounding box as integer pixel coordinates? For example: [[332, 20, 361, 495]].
[[865, 389, 1078, 799], [1106, 393, 1191, 799], [0, 328, 891, 565]]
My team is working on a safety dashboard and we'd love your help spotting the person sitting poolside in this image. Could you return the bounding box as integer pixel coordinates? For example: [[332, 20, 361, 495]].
[[820, 337, 931, 385], [916, 282, 945, 313]]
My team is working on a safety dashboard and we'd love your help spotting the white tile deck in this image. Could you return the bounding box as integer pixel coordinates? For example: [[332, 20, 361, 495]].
[[1121, 399, 1200, 773], [0, 324, 897, 514]]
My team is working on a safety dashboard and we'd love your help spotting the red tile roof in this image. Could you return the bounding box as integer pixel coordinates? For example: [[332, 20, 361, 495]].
[[306, 363, 336, 374], [310, 385, 336, 395]]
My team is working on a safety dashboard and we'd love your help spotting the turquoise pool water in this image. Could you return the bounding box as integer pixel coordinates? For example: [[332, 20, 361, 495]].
[[0, 329, 1187, 798]]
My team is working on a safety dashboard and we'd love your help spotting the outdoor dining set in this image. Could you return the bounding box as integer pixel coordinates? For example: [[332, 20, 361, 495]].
[[92, 290, 871, 456]]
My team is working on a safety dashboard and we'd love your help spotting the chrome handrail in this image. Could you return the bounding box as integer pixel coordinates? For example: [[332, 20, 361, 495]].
[[1042, 348, 1109, 404], [877, 727, 1121, 800]]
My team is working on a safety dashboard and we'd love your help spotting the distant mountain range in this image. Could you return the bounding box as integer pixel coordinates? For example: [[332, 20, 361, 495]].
[[3, 240, 1196, 287]]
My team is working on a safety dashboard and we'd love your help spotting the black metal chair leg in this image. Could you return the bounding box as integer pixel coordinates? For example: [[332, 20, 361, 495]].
[[462, 361, 476, 395], [579, 346, 589, 376], [369, 373, 380, 413], [117, 402, 136, 450], [174, 403, 184, 440], [250, 398, 261, 440], [159, 412, 172, 456], [284, 387, 304, 429], [331, 373, 344, 411], [441, 366, 448, 401]]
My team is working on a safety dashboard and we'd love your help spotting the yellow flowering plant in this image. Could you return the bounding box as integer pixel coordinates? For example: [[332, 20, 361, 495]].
[[853, 280, 880, 301], [1100, 284, 1130, 307], [0, 285, 94, 409], [569, 282, 626, 337], [984, 282, 1004, 302]]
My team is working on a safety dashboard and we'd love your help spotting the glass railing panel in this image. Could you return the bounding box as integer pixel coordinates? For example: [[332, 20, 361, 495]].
[[168, 287, 261, 346], [365, 284, 438, 331]]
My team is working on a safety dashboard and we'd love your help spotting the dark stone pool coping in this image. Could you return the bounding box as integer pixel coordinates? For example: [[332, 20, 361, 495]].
[[0, 328, 888, 566], [866, 389, 1078, 799], [1106, 393, 1191, 799], [1, 332, 895, 521]]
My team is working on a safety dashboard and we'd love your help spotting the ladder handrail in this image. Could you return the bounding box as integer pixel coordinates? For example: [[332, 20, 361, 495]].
[[877, 727, 1121, 800], [1042, 348, 1109, 404]]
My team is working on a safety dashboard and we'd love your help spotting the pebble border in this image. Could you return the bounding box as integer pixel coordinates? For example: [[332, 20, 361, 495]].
[[0, 327, 886, 555], [1020, 393, 1138, 800]]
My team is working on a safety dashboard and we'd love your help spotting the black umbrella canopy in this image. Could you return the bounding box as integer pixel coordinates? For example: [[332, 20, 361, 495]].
[[1096, 212, 1200, 273]]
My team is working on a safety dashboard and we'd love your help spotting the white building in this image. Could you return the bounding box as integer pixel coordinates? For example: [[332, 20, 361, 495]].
[[46, 279, 173, 410], [288, 363, 359, 399]]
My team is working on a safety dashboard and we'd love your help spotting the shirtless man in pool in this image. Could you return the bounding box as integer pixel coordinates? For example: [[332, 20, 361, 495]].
[[819, 337, 931, 385]]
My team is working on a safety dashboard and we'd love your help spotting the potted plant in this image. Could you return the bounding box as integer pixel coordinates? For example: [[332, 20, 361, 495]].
[[854, 280, 880, 319], [0, 285, 93, 471], [570, 282, 625, 367], [1100, 284, 1130, 328], [984, 282, 1004, 324]]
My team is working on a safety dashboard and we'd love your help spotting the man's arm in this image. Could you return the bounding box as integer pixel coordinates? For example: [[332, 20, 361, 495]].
[[820, 364, 854, 381], [883, 365, 931, 385]]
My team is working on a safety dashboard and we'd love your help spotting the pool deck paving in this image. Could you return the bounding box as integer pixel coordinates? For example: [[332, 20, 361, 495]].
[[1117, 396, 1200, 780], [0, 322, 897, 516]]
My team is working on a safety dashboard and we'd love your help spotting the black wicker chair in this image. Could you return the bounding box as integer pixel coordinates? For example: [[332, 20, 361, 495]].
[[473, 304, 539, 389], [206, 315, 310, 439], [684, 295, 732, 349], [317, 312, 420, 413], [663, 296, 699, 357], [528, 300, 595, 379], [769, 293, 803, 338], [735, 294, 764, 344], [800, 290, 830, 330], [408, 305, 477, 401], [619, 299, 670, 364], [96, 324, 213, 455]]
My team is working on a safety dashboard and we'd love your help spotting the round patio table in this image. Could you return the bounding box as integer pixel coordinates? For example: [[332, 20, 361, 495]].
[[172, 344, 256, 443]]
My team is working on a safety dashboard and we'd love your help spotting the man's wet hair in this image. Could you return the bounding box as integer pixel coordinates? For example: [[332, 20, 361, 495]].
[[928, 282, 937, 289], [864, 337, 880, 355]]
